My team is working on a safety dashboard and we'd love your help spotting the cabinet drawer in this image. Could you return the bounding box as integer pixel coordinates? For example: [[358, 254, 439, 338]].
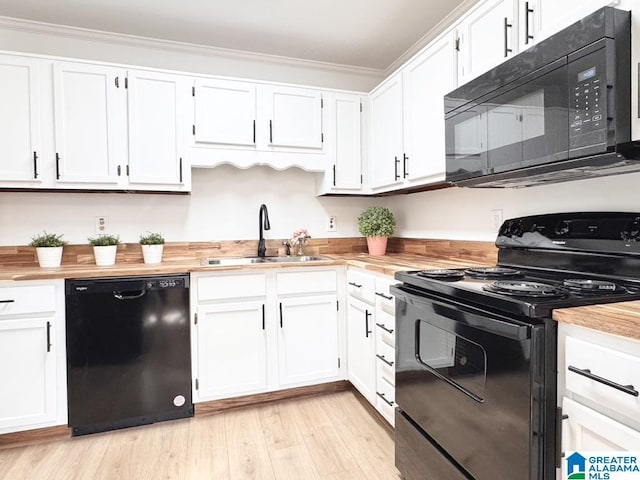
[[276, 270, 336, 295], [375, 309, 395, 347], [565, 337, 640, 421], [374, 277, 396, 314], [0, 285, 56, 317], [375, 377, 396, 425], [197, 273, 266, 301], [376, 338, 395, 386], [347, 269, 375, 303]]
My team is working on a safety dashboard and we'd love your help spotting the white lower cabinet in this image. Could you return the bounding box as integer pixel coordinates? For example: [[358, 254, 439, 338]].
[[347, 296, 376, 402], [191, 268, 342, 403], [0, 281, 66, 434]]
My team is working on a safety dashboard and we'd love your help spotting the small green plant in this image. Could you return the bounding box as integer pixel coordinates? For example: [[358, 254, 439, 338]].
[[139, 232, 165, 245], [357, 206, 396, 238], [88, 234, 120, 246], [29, 231, 67, 248]]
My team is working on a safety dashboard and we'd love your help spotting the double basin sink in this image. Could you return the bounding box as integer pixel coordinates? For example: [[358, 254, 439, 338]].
[[202, 255, 331, 267]]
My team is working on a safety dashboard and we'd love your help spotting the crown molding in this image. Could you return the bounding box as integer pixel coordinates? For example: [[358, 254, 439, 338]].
[[0, 15, 385, 80], [383, 0, 480, 77]]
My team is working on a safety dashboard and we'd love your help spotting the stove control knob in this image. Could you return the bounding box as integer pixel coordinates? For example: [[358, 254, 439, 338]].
[[622, 217, 640, 241], [509, 220, 524, 238], [555, 220, 571, 236]]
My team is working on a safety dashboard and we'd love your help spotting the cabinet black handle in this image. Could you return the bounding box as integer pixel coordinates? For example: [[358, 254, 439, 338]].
[[179, 157, 183, 183], [568, 365, 639, 397], [375, 292, 393, 301], [332, 164, 336, 186], [394, 156, 400, 181], [365, 309, 372, 338], [46, 321, 52, 352], [262, 304, 265, 330], [115, 76, 119, 88], [376, 391, 394, 407], [269, 120, 273, 144], [33, 151, 39, 179], [376, 354, 394, 367], [55, 153, 61, 180], [376, 322, 394, 334], [0, 299, 15, 303], [348, 281, 362, 288], [504, 18, 513, 57], [524, 2, 534, 45], [403, 153, 409, 178], [279, 302, 283, 328], [253, 120, 256, 144]]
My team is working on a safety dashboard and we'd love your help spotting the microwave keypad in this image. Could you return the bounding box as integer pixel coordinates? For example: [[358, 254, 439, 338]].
[[571, 76, 604, 137]]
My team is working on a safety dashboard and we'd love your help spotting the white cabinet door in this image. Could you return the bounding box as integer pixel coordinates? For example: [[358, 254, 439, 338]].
[[347, 296, 375, 402], [562, 397, 640, 453], [194, 78, 256, 146], [260, 85, 323, 149], [457, 0, 518, 84], [330, 93, 363, 190], [0, 318, 56, 430], [277, 295, 339, 387], [53, 62, 124, 184], [195, 302, 267, 400], [0, 55, 41, 185], [369, 74, 404, 189], [127, 70, 187, 186], [403, 31, 457, 184]]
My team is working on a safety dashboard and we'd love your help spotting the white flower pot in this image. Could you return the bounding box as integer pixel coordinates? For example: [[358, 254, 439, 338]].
[[141, 244, 164, 264], [93, 245, 117, 266], [35, 246, 63, 268]]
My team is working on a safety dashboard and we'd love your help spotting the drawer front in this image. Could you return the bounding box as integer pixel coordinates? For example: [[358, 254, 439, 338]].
[[374, 277, 396, 314], [198, 273, 266, 301], [0, 285, 56, 317], [565, 336, 640, 420], [276, 269, 336, 295], [375, 309, 395, 347], [347, 269, 375, 303], [376, 377, 396, 426], [376, 338, 395, 386]]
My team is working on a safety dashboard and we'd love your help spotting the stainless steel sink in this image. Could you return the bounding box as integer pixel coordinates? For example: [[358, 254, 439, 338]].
[[201, 255, 330, 266]]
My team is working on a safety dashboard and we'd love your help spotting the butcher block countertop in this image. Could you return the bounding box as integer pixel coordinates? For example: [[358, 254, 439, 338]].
[[553, 302, 640, 342]]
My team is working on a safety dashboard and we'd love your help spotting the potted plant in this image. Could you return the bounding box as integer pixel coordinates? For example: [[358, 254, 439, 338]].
[[88, 234, 120, 266], [29, 231, 67, 268], [139, 232, 165, 264], [358, 206, 396, 256]]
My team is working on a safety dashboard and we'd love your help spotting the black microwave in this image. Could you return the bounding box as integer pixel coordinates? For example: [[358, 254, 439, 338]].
[[445, 7, 640, 188]]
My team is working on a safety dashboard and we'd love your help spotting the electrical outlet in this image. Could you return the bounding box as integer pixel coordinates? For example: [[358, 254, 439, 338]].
[[491, 209, 503, 230], [327, 215, 337, 232], [95, 216, 109, 234]]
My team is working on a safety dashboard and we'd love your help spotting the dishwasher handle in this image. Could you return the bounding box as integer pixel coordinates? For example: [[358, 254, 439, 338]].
[[113, 290, 147, 300]]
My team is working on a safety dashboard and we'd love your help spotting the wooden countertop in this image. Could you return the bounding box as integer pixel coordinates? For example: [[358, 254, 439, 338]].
[[553, 301, 640, 342]]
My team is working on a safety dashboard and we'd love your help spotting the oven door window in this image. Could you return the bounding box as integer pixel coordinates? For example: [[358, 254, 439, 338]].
[[416, 319, 487, 402]]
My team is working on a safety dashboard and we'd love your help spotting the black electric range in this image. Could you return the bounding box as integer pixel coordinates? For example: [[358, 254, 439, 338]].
[[392, 212, 640, 480]]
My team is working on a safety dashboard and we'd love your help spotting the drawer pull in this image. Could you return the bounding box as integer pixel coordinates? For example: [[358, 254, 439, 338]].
[[568, 365, 639, 397], [0, 299, 15, 303], [348, 281, 362, 288], [376, 391, 394, 407], [376, 354, 394, 367], [376, 322, 394, 334], [375, 292, 393, 300]]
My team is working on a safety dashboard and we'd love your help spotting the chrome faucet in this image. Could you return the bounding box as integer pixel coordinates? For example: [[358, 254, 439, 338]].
[[257, 204, 271, 257]]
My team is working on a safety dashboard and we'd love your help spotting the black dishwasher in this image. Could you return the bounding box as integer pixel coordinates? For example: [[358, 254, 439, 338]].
[[65, 274, 193, 436]]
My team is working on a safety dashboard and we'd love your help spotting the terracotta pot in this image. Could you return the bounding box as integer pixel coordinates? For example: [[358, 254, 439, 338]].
[[366, 236, 388, 256], [35, 246, 63, 268], [141, 244, 164, 264]]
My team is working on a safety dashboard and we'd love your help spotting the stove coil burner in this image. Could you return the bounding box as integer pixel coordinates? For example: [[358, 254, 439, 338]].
[[483, 280, 568, 298], [465, 267, 523, 279], [562, 279, 624, 295], [417, 269, 465, 281]]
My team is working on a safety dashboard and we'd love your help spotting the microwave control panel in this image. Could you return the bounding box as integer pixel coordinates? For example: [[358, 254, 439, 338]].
[[568, 48, 607, 150]]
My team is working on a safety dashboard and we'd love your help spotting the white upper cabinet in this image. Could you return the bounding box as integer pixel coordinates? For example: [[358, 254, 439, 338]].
[[261, 85, 323, 149], [456, 0, 518, 84], [369, 73, 404, 189], [193, 78, 256, 146], [0, 55, 41, 186], [402, 31, 457, 184], [127, 70, 189, 187], [53, 62, 125, 185]]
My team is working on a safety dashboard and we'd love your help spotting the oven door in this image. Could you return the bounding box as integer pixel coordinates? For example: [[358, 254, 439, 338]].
[[393, 286, 546, 480]]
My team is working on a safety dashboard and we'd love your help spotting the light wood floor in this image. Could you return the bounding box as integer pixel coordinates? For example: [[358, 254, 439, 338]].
[[0, 391, 402, 480]]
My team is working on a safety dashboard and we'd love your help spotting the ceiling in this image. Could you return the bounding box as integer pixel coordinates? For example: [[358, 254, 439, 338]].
[[0, 0, 471, 70]]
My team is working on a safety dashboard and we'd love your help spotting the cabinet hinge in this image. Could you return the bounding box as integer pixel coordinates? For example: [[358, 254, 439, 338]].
[[192, 86, 195, 97], [125, 77, 128, 89], [192, 124, 196, 136], [194, 312, 198, 325], [195, 378, 199, 390], [455, 37, 460, 52], [338, 358, 341, 368]]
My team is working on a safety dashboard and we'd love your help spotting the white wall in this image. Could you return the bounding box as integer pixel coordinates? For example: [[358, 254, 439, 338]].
[[386, 172, 640, 241], [0, 166, 375, 246]]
